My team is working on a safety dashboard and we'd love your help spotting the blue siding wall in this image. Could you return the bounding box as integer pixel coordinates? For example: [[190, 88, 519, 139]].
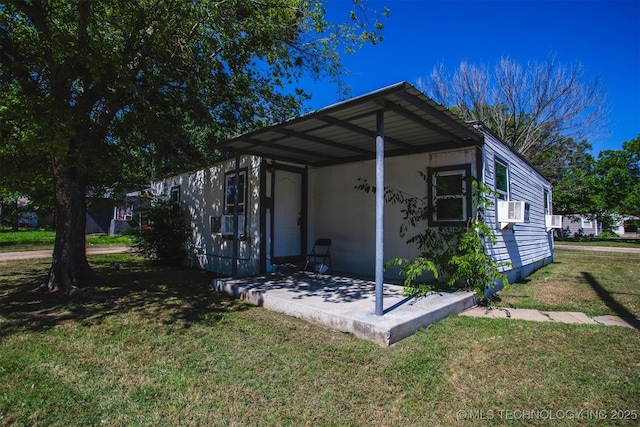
[[478, 127, 554, 287]]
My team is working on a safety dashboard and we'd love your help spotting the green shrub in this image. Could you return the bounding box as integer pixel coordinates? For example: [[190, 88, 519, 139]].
[[134, 197, 191, 266], [598, 231, 619, 239]]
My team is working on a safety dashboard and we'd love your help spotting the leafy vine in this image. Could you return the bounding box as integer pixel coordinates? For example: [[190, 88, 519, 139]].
[[356, 170, 511, 304]]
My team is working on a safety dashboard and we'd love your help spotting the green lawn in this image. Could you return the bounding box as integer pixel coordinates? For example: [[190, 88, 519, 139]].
[[0, 252, 638, 426], [0, 230, 134, 252], [493, 249, 640, 318], [554, 239, 640, 248]]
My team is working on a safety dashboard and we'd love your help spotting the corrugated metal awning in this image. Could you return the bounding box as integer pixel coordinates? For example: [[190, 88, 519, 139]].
[[215, 82, 484, 166]]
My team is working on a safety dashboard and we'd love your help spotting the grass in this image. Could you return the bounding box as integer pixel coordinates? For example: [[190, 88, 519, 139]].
[[0, 230, 134, 252], [1, 251, 639, 425], [554, 239, 640, 248], [493, 249, 640, 318]]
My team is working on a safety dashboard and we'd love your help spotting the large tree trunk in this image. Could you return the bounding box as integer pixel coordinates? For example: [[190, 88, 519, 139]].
[[42, 156, 95, 295]]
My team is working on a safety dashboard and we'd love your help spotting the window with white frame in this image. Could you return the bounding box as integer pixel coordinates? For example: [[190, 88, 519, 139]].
[[224, 170, 246, 215], [581, 217, 593, 229], [429, 165, 471, 226], [223, 169, 247, 237], [544, 189, 550, 215], [495, 158, 509, 201]]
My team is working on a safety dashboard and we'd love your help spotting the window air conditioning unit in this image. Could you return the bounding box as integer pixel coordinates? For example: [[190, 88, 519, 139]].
[[221, 214, 245, 237], [545, 214, 562, 231], [497, 200, 526, 229]]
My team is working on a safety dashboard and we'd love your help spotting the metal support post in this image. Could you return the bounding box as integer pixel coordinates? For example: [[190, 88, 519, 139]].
[[375, 110, 384, 316]]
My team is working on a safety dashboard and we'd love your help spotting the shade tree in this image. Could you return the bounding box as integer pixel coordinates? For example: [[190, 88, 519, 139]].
[[0, 0, 386, 295]]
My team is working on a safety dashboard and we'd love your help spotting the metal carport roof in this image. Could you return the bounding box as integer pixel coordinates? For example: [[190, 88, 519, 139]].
[[215, 81, 484, 166], [217, 81, 486, 316]]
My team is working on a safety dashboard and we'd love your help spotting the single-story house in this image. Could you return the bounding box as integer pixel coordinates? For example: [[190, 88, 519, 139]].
[[559, 215, 601, 238], [559, 215, 640, 238], [108, 190, 150, 235], [613, 216, 640, 236], [84, 189, 147, 235], [86, 198, 115, 234], [153, 82, 559, 300]]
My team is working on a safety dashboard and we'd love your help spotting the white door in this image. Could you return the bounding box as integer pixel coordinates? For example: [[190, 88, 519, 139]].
[[273, 169, 302, 258]]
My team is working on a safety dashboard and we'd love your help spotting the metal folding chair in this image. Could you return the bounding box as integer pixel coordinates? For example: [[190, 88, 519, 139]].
[[304, 238, 332, 274]]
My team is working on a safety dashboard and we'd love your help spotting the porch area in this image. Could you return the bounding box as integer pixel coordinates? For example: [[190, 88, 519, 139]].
[[212, 270, 476, 347]]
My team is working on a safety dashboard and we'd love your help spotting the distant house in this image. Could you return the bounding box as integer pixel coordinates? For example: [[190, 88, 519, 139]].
[[86, 198, 115, 234], [559, 215, 640, 238], [560, 215, 601, 238], [612, 216, 640, 236], [109, 200, 135, 235], [154, 82, 559, 289], [87, 190, 145, 235]]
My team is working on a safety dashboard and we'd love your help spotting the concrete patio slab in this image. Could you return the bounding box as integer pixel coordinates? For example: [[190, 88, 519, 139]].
[[544, 311, 599, 325], [212, 271, 476, 346], [593, 315, 640, 329]]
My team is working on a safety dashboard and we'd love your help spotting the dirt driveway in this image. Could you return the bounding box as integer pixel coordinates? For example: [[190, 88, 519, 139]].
[[0, 247, 131, 262]]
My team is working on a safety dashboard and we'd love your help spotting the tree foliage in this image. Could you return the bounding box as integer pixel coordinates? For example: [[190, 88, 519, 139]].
[[550, 134, 639, 228], [0, 190, 28, 229], [590, 135, 640, 218], [418, 56, 608, 168], [1, 0, 387, 182], [0, 0, 386, 294], [540, 137, 596, 216]]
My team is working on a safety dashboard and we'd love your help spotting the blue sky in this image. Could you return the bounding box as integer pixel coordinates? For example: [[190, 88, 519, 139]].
[[302, 0, 640, 155]]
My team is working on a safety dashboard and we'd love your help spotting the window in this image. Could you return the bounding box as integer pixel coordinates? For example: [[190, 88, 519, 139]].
[[170, 185, 180, 204], [581, 218, 593, 229], [429, 165, 471, 226], [224, 170, 246, 215], [210, 216, 221, 234], [116, 203, 133, 221], [223, 169, 247, 238], [544, 189, 550, 215], [435, 173, 464, 221], [495, 159, 509, 201]]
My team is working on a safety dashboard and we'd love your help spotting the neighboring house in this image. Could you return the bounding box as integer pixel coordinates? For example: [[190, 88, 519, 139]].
[[86, 198, 115, 234], [612, 216, 640, 236], [88, 190, 146, 235], [8, 193, 143, 235], [154, 82, 559, 288], [109, 190, 148, 235], [560, 215, 601, 238], [560, 215, 640, 238]]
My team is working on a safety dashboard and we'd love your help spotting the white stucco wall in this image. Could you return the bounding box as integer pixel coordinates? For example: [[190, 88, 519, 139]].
[[156, 156, 262, 276], [307, 148, 477, 279]]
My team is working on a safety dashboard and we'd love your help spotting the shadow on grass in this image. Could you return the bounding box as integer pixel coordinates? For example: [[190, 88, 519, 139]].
[[0, 255, 250, 339], [582, 272, 640, 329]]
